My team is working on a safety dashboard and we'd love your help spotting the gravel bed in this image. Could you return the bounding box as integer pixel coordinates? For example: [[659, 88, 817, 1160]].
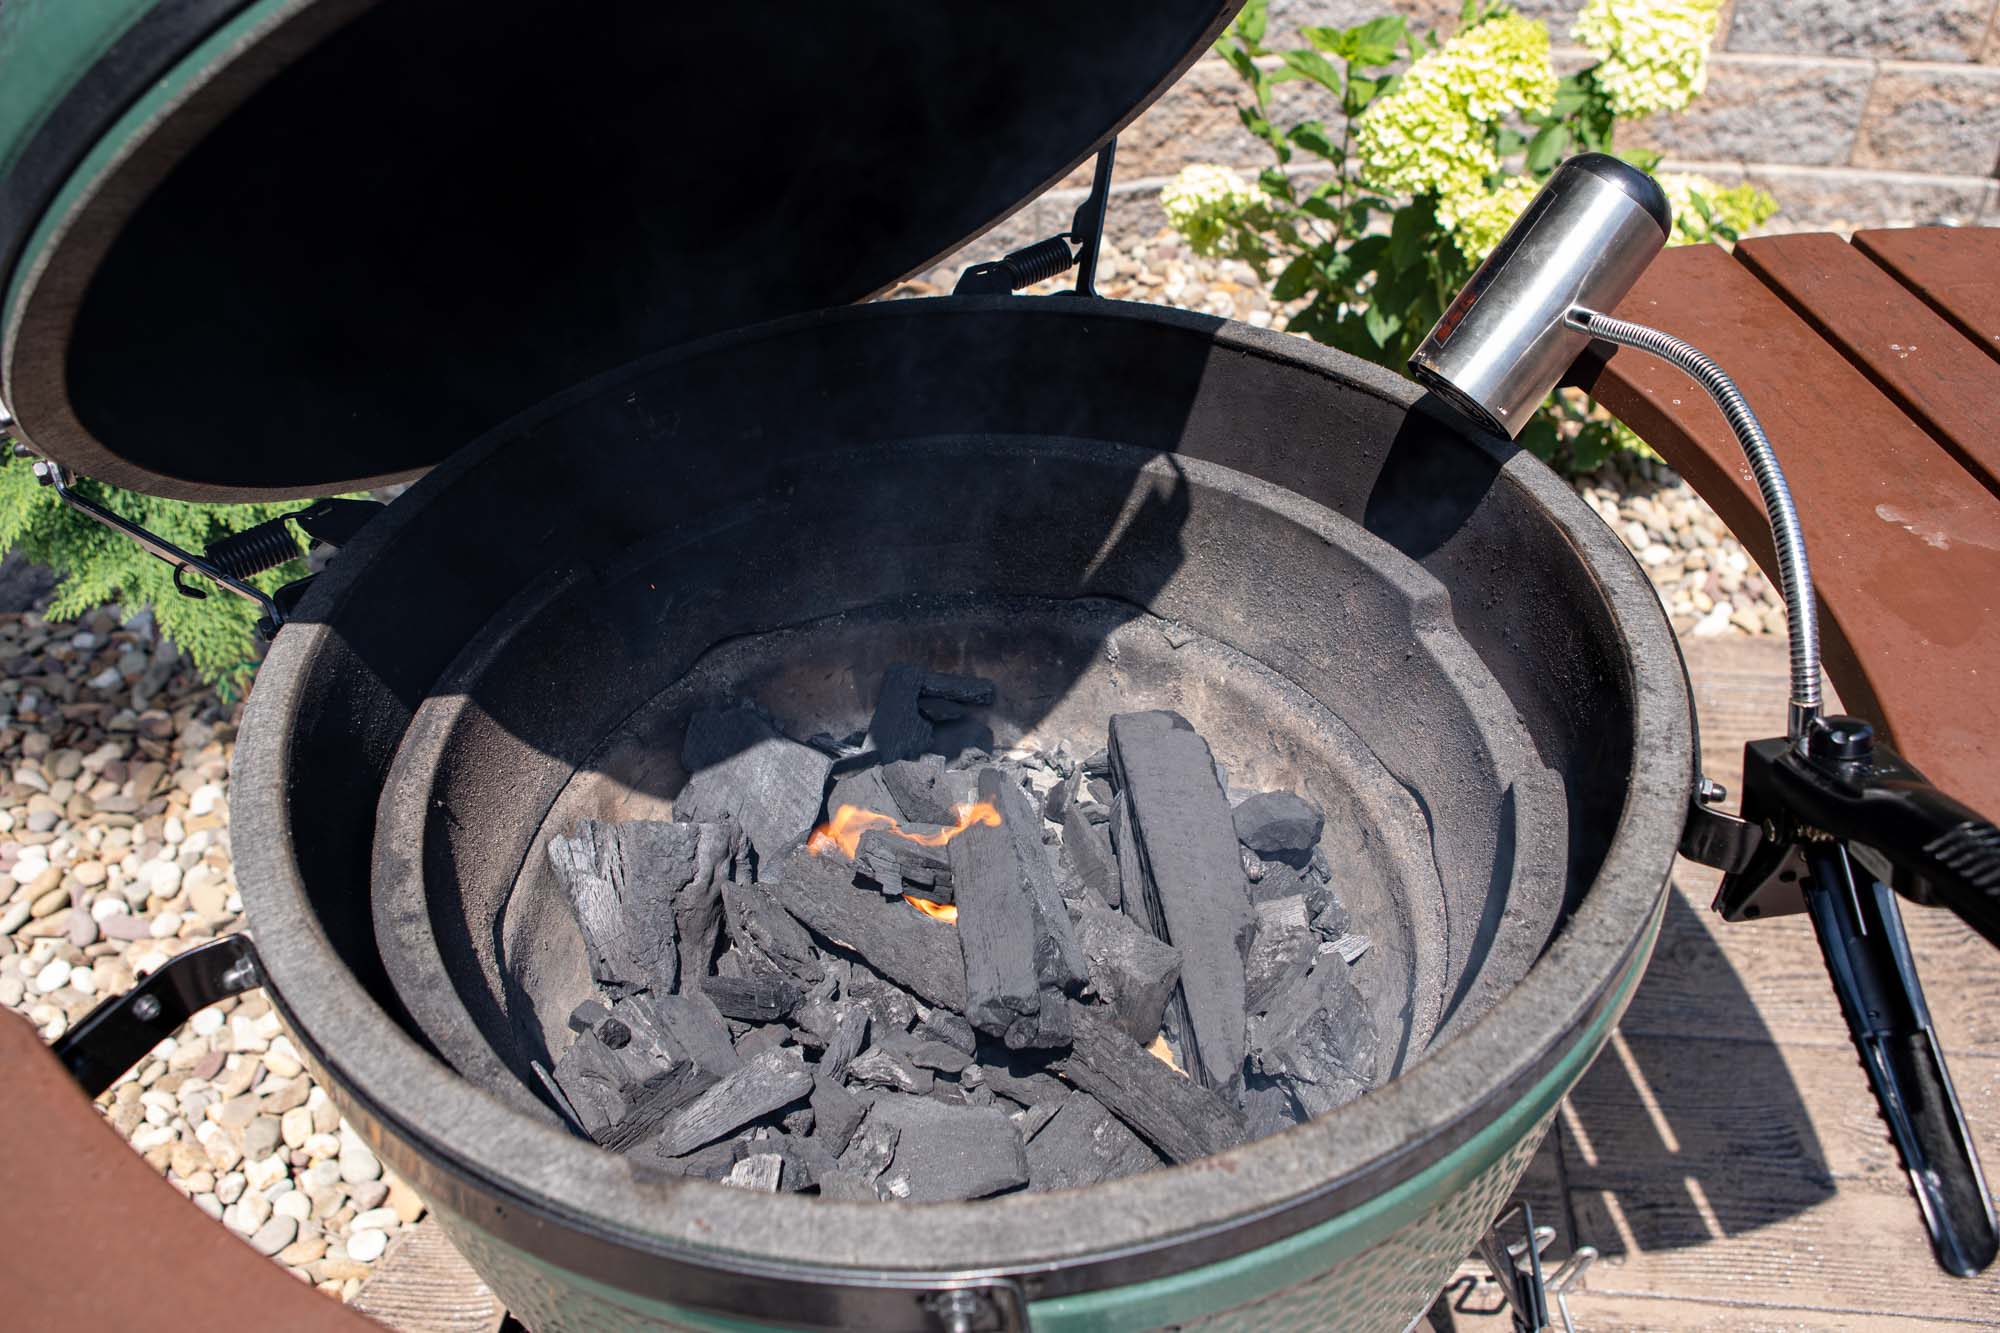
[[0, 229, 1776, 1305]]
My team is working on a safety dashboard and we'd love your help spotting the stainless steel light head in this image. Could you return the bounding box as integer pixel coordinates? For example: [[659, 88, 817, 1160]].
[[1409, 153, 1671, 439]]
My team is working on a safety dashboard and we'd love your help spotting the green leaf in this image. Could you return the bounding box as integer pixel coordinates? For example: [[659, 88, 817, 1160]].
[[1238, 0, 1268, 46], [1280, 49, 1344, 95], [1550, 73, 1591, 117], [1344, 233, 1392, 278], [1258, 167, 1297, 202], [1689, 189, 1716, 224], [1519, 415, 1561, 462], [1222, 44, 1270, 110], [1495, 128, 1526, 156], [1272, 253, 1318, 302], [1288, 120, 1340, 161], [1618, 147, 1663, 173], [1362, 299, 1402, 349], [1525, 123, 1570, 173], [1388, 199, 1431, 272], [1347, 16, 1407, 66], [1569, 421, 1617, 472], [1345, 74, 1383, 113]]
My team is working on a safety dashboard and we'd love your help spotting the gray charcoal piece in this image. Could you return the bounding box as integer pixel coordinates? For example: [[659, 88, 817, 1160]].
[[1080, 748, 1111, 778], [795, 999, 869, 1079], [1074, 900, 1181, 1044], [656, 1047, 814, 1158], [1232, 792, 1325, 868], [701, 974, 803, 1024], [844, 1046, 935, 1097], [1240, 1078, 1304, 1140], [1307, 884, 1351, 938], [1331, 933, 1371, 964], [1240, 846, 1266, 885], [1308, 844, 1333, 884], [843, 965, 920, 1036], [1011, 1101, 1062, 1142], [1108, 711, 1256, 1095], [1245, 896, 1319, 1016], [1086, 778, 1115, 808], [548, 818, 741, 995], [865, 664, 934, 764], [675, 704, 833, 868], [721, 881, 824, 985], [566, 998, 611, 1034], [835, 1108, 900, 1187], [1061, 806, 1121, 909], [1042, 774, 1074, 825], [549, 994, 727, 1151], [1051, 1002, 1246, 1165], [810, 1073, 868, 1155], [782, 1106, 815, 1138], [1247, 959, 1379, 1119], [902, 1040, 972, 1075], [913, 1008, 976, 1056], [928, 1080, 969, 1108], [1250, 862, 1312, 905], [918, 672, 997, 706], [1025, 1091, 1164, 1191], [859, 1093, 1029, 1203], [723, 1154, 785, 1193], [645, 1137, 741, 1182], [880, 758, 977, 826], [732, 1025, 791, 1061], [760, 849, 968, 1011], [826, 767, 905, 826], [981, 1064, 1071, 1109], [649, 991, 744, 1081], [816, 1170, 884, 1202], [987, 770, 1087, 993], [854, 826, 953, 896]]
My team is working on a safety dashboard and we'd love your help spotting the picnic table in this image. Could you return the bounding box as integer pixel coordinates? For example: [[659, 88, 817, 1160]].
[[1578, 225, 2000, 819]]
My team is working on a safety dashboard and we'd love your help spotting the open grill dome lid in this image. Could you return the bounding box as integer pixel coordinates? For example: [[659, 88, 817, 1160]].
[[0, 0, 1239, 502]]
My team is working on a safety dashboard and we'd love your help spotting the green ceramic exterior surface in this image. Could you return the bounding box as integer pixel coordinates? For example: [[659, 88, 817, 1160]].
[[421, 900, 1659, 1333], [0, 0, 160, 179]]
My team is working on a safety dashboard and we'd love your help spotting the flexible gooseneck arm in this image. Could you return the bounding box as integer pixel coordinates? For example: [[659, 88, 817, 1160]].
[[1565, 307, 1821, 746]]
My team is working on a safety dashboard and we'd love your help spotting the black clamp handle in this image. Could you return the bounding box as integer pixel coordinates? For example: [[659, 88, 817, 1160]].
[[52, 935, 264, 1097]]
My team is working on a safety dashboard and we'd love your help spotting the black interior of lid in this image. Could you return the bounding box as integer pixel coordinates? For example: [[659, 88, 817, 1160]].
[[61, 0, 1230, 496]]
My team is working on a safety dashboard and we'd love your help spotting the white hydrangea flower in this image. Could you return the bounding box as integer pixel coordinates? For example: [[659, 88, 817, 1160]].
[[1656, 172, 1779, 245], [1573, 0, 1723, 117], [1447, 176, 1542, 262], [1160, 163, 1266, 256]]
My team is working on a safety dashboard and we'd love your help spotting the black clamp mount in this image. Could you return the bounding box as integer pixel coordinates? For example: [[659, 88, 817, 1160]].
[[955, 139, 1117, 299]]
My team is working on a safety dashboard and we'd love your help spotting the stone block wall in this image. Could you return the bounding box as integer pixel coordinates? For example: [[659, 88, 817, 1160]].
[[932, 0, 2000, 281]]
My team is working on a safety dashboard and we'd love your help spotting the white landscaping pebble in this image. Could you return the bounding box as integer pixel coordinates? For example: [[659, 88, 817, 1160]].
[[69, 965, 96, 996], [282, 1107, 314, 1149], [33, 958, 71, 993], [90, 895, 127, 922], [339, 1140, 383, 1185], [249, 1215, 299, 1257], [263, 1035, 304, 1078], [191, 1007, 224, 1036], [244, 1154, 290, 1192], [273, 1190, 313, 1223], [344, 1229, 388, 1263], [350, 1206, 401, 1233]]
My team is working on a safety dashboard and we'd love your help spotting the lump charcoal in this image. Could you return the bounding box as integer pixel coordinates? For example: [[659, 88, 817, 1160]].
[[656, 1046, 814, 1158], [918, 697, 967, 724], [645, 1137, 741, 1182], [829, 1106, 901, 1197], [1240, 846, 1265, 885], [1231, 792, 1324, 868], [1308, 844, 1333, 884], [913, 1008, 976, 1056], [1086, 778, 1115, 808], [865, 664, 933, 763], [1331, 933, 1371, 964], [1025, 1092, 1164, 1191], [844, 965, 920, 1036], [1051, 1003, 1245, 1165], [845, 1046, 935, 1097], [919, 671, 997, 706], [531, 1060, 588, 1136], [987, 770, 1087, 993], [795, 999, 869, 1079], [567, 998, 611, 1035], [880, 758, 977, 826], [1245, 897, 1319, 1016], [701, 974, 803, 1024], [1042, 774, 1074, 825], [550, 995, 725, 1151], [760, 849, 967, 1011], [1110, 794, 1145, 922], [1246, 959, 1379, 1119], [721, 881, 824, 985], [743, 1129, 834, 1191], [981, 1062, 1070, 1110], [859, 1093, 1029, 1203], [1080, 748, 1111, 779], [965, 1085, 996, 1109], [902, 1039, 972, 1075], [1074, 901, 1181, 1044], [1240, 1077, 1304, 1140], [782, 1106, 815, 1138], [649, 991, 743, 1080], [826, 766, 905, 826], [810, 1073, 868, 1155], [804, 730, 868, 760], [1060, 806, 1121, 909], [854, 827, 953, 897], [1306, 884, 1350, 938], [1107, 711, 1255, 1095], [732, 1025, 791, 1061], [1011, 1101, 1062, 1142], [1250, 861, 1312, 905], [548, 818, 740, 994], [928, 1079, 969, 1107], [927, 717, 996, 763], [723, 1154, 786, 1193], [1048, 741, 1079, 780], [676, 704, 833, 868]]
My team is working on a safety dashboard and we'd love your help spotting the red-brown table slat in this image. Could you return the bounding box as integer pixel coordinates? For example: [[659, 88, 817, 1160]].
[[0, 1011, 378, 1330], [1736, 232, 2000, 500], [1852, 227, 2000, 368], [1575, 242, 2000, 819]]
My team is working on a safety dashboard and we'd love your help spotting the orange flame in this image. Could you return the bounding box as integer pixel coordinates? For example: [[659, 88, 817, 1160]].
[[806, 801, 999, 927]]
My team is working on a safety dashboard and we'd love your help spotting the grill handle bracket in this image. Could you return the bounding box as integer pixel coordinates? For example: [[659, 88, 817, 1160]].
[[52, 934, 265, 1097]]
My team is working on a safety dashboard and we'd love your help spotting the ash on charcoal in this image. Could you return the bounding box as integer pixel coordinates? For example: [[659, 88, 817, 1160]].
[[810, 1073, 867, 1155], [860, 1093, 1029, 1203], [949, 768, 1085, 1049], [1074, 901, 1180, 1045], [1108, 711, 1255, 1094], [845, 1046, 934, 1097], [844, 963, 921, 1036], [1025, 1092, 1164, 1190], [1247, 957, 1379, 1118], [656, 1046, 814, 1158], [854, 827, 952, 898], [1011, 1100, 1062, 1142], [761, 848, 967, 1011], [795, 997, 869, 1078], [1306, 884, 1350, 938], [820, 1107, 900, 1200], [880, 758, 976, 826], [724, 1154, 785, 1193], [1060, 805, 1120, 909], [701, 974, 802, 1023], [548, 819, 741, 996], [550, 995, 727, 1150], [865, 664, 933, 763], [1244, 896, 1318, 1015], [1330, 933, 1371, 964], [1053, 1003, 1245, 1164], [1233, 792, 1325, 869], [720, 881, 824, 985], [675, 704, 833, 869]]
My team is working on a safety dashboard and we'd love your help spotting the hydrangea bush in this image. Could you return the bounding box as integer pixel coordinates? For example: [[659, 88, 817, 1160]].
[[1165, 0, 1776, 472]]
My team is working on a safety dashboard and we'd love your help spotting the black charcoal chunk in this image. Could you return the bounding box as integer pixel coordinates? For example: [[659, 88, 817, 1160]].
[[826, 766, 905, 827], [1232, 792, 1325, 868], [1011, 1101, 1062, 1142], [761, 849, 968, 1011], [981, 1063, 1071, 1109], [1025, 1092, 1164, 1190], [1306, 884, 1350, 939], [548, 819, 742, 995], [902, 1040, 973, 1075], [844, 965, 920, 1036], [723, 1153, 786, 1192], [1086, 778, 1115, 808], [1080, 748, 1111, 779], [913, 1008, 976, 1056], [1239, 1077, 1304, 1140], [860, 1094, 1029, 1203], [1108, 711, 1256, 1095], [804, 730, 868, 760], [1042, 775, 1074, 825], [845, 1046, 934, 1097], [795, 999, 869, 1079], [649, 991, 743, 1079], [676, 705, 834, 867], [823, 1107, 900, 1199], [919, 672, 997, 706], [702, 974, 803, 1023], [1246, 959, 1379, 1118], [1074, 901, 1182, 1045], [810, 1073, 867, 1155], [1051, 1003, 1246, 1165], [656, 1046, 815, 1157], [917, 697, 967, 724], [732, 1024, 791, 1061], [566, 998, 611, 1035], [1308, 844, 1333, 884], [646, 1137, 741, 1182], [782, 1106, 815, 1138], [1249, 861, 1312, 905], [865, 664, 933, 763], [550, 995, 727, 1151], [721, 881, 824, 985], [880, 758, 977, 826], [1245, 896, 1319, 1015], [1060, 805, 1121, 909], [854, 827, 953, 897]]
